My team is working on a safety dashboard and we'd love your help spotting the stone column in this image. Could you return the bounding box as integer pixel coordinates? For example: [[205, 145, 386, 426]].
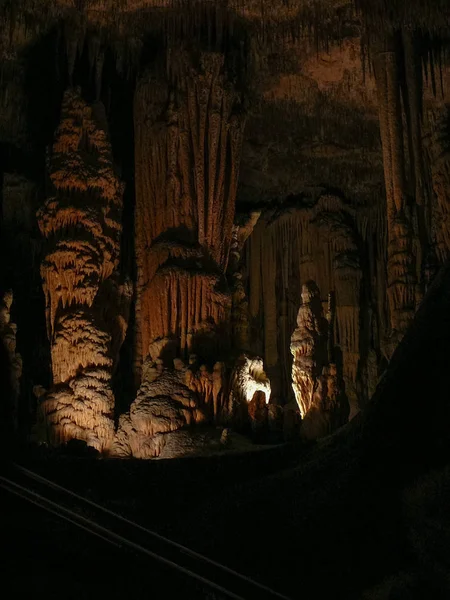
[[37, 88, 128, 452]]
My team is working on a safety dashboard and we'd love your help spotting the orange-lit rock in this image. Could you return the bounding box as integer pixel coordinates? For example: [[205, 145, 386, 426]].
[[245, 194, 362, 415], [37, 88, 127, 452], [0, 290, 22, 431], [123, 47, 246, 456]]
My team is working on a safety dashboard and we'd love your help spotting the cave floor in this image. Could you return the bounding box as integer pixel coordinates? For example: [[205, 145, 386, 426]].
[[3, 431, 439, 600]]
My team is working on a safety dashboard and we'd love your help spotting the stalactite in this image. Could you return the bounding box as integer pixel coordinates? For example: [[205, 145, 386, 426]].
[[37, 88, 127, 452], [127, 45, 246, 456], [313, 195, 363, 418], [426, 107, 450, 265], [290, 281, 348, 440], [227, 354, 271, 428]]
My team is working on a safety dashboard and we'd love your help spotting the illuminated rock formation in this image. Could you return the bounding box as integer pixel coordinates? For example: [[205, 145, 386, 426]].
[[290, 282, 348, 439], [112, 355, 229, 458], [126, 47, 245, 455], [37, 88, 127, 452], [290, 282, 328, 418], [373, 40, 423, 356]]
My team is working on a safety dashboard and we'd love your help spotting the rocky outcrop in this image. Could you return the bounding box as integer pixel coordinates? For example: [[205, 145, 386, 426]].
[[37, 88, 128, 452]]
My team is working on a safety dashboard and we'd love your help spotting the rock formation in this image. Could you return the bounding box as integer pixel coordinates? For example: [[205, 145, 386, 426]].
[[0, 290, 22, 433], [245, 194, 363, 416], [125, 46, 246, 455], [290, 282, 329, 418], [290, 282, 348, 439], [36, 88, 128, 452], [373, 42, 422, 356], [228, 354, 271, 427], [427, 107, 450, 265], [0, 1, 449, 454], [134, 49, 245, 369]]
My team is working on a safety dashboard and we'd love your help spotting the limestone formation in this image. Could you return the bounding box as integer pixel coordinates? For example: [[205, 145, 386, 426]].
[[37, 88, 127, 452], [245, 194, 363, 415], [313, 196, 362, 418], [1, 0, 450, 455], [126, 47, 246, 454], [290, 282, 328, 417], [373, 38, 425, 356], [427, 107, 450, 265], [290, 282, 348, 439], [112, 356, 224, 458], [134, 50, 245, 375]]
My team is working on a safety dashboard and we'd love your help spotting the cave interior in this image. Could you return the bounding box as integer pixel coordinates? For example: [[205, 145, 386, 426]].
[[1, 1, 450, 598]]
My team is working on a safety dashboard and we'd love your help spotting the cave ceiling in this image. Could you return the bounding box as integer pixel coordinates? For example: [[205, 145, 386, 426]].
[[1, 0, 449, 208]]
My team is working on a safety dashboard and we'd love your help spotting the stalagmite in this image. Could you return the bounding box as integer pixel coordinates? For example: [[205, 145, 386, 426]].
[[37, 88, 127, 452], [290, 281, 328, 418], [427, 107, 450, 264]]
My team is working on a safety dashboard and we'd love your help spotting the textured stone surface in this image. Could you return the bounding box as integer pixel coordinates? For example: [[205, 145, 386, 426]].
[[0, 1, 450, 453], [37, 89, 128, 452], [290, 282, 348, 439]]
